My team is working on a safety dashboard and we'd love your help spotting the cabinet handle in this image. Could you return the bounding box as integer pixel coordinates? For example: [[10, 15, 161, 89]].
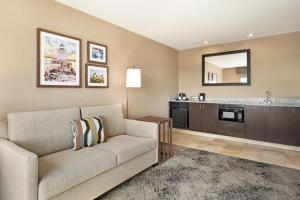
[[292, 108, 295, 114], [203, 104, 205, 109]]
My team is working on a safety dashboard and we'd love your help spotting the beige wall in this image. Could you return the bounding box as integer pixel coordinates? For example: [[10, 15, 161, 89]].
[[1, 0, 299, 120], [0, 0, 178, 120], [178, 32, 300, 98]]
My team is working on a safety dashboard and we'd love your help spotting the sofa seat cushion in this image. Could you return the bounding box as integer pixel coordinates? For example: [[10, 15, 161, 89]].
[[38, 147, 117, 200], [94, 135, 156, 165]]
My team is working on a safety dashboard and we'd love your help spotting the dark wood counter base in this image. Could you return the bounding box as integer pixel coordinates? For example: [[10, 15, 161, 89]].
[[169, 102, 300, 147]]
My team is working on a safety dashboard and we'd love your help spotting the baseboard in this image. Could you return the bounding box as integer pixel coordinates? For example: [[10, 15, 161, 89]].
[[174, 128, 300, 152]]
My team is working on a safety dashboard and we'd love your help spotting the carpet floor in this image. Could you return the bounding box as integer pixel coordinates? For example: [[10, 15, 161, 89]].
[[98, 146, 300, 200]]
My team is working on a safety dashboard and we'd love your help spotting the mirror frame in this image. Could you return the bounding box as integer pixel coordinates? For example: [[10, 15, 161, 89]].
[[202, 49, 251, 86]]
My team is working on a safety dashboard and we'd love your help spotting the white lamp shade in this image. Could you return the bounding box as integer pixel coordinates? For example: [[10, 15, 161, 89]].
[[126, 68, 141, 88]]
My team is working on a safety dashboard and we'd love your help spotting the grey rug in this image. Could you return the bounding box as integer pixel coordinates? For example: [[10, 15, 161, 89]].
[[97, 146, 300, 200]]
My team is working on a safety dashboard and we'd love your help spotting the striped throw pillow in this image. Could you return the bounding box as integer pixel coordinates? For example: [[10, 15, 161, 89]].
[[71, 117, 107, 150]]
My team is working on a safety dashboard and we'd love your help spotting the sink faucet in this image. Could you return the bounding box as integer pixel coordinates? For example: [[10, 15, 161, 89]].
[[263, 91, 272, 104]]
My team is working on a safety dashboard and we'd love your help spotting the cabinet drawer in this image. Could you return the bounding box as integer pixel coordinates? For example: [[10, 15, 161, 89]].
[[217, 121, 245, 138]]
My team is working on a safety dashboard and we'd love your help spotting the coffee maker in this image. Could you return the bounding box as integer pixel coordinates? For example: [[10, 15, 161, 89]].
[[198, 93, 205, 101], [177, 92, 187, 101]]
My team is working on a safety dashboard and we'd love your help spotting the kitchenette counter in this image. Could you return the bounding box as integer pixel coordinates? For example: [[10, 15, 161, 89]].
[[169, 99, 300, 107], [169, 97, 300, 147]]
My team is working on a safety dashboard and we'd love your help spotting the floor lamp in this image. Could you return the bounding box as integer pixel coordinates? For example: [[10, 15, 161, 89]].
[[126, 67, 141, 118]]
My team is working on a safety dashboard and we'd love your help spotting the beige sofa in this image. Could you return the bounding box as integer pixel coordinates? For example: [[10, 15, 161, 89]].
[[0, 104, 159, 200]]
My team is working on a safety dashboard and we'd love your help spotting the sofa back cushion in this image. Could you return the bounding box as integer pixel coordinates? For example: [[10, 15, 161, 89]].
[[0, 120, 8, 139], [80, 104, 125, 137], [7, 108, 80, 156]]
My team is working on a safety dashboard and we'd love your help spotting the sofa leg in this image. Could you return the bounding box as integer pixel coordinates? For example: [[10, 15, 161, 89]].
[[152, 162, 159, 167]]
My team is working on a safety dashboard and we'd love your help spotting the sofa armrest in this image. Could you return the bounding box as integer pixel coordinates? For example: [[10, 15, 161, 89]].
[[0, 139, 38, 200], [125, 119, 159, 162], [125, 119, 158, 139]]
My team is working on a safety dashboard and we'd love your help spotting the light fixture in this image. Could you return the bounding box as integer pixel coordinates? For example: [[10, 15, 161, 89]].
[[126, 67, 141, 118], [126, 68, 141, 88], [204, 41, 209, 44], [248, 33, 255, 38]]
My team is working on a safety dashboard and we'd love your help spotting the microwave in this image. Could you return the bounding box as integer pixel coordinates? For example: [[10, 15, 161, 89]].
[[218, 106, 244, 123]]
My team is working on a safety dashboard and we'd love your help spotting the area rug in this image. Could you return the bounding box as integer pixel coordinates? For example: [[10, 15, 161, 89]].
[[97, 146, 300, 200]]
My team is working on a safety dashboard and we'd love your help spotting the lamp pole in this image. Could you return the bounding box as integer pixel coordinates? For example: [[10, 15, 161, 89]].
[[126, 87, 129, 118]]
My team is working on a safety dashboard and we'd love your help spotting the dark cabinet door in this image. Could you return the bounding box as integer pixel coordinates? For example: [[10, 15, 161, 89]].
[[189, 103, 203, 131], [203, 103, 218, 134], [294, 108, 300, 146], [216, 121, 245, 138], [171, 108, 188, 128], [267, 106, 296, 146], [245, 105, 267, 141], [169, 102, 189, 128]]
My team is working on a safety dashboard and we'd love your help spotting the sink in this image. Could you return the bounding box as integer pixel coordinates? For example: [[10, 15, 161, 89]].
[[260, 91, 274, 105], [259, 100, 274, 105]]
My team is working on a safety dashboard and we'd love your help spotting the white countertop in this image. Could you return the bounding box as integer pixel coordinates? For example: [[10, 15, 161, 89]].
[[169, 99, 300, 108]]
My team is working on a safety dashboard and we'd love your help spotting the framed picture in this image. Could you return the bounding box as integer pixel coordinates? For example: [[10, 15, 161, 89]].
[[212, 73, 217, 83], [208, 72, 212, 83], [37, 28, 81, 87], [85, 64, 109, 88], [87, 41, 107, 65]]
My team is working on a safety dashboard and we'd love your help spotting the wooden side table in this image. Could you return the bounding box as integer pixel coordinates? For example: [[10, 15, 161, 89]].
[[136, 116, 173, 163]]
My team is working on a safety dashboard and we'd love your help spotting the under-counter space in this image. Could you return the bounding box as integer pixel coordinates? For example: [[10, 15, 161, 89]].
[[169, 101, 300, 147], [188, 103, 245, 138]]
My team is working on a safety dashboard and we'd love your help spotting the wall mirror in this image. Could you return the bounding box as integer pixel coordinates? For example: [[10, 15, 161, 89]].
[[202, 49, 251, 86]]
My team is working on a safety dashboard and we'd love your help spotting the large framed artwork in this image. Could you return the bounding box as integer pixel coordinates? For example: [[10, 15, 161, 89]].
[[85, 64, 109, 88], [87, 41, 107, 65], [37, 28, 82, 87]]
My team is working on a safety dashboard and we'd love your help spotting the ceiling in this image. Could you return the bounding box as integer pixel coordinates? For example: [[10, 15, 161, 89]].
[[56, 0, 300, 50], [205, 53, 247, 68]]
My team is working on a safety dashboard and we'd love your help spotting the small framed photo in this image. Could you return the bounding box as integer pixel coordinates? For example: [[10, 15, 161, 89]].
[[87, 41, 107, 65], [37, 28, 82, 87], [208, 72, 212, 83], [85, 64, 108, 88], [212, 73, 217, 83]]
